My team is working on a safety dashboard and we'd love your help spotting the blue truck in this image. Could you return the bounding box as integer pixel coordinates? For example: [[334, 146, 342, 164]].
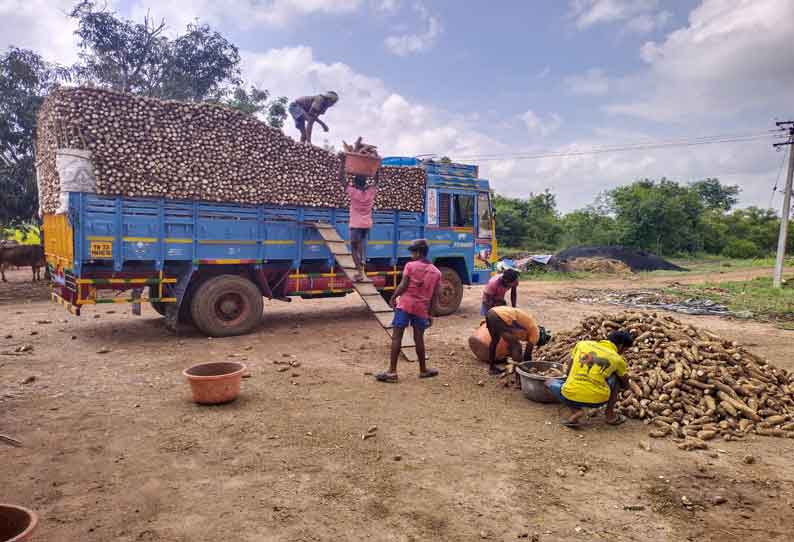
[[44, 157, 497, 336]]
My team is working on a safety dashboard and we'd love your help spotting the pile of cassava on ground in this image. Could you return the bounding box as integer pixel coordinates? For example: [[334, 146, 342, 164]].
[[535, 311, 794, 447], [36, 87, 426, 213]]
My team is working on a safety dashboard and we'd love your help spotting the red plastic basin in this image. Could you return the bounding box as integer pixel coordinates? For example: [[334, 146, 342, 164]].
[[183, 361, 247, 405], [0, 504, 38, 542]]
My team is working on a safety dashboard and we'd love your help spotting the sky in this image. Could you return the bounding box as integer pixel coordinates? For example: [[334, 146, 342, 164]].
[[2, 0, 794, 212]]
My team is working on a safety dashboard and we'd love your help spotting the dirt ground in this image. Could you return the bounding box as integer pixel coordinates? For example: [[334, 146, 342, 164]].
[[2, 266, 794, 542]]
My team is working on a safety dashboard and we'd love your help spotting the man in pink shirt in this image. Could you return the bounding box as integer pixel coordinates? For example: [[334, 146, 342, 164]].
[[375, 239, 441, 383], [339, 154, 379, 282], [480, 268, 519, 315]]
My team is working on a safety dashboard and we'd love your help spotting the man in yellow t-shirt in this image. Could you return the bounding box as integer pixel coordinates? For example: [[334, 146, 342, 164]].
[[546, 331, 633, 427], [484, 306, 551, 375]]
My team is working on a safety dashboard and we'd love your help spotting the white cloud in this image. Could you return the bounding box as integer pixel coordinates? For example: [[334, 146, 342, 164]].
[[564, 68, 610, 95], [240, 45, 500, 158], [0, 0, 79, 65], [481, 131, 782, 212], [606, 0, 794, 122], [373, 0, 400, 13], [384, 3, 441, 56], [240, 43, 783, 213], [625, 10, 671, 33], [569, 0, 670, 33], [520, 110, 563, 137], [129, 0, 363, 32]]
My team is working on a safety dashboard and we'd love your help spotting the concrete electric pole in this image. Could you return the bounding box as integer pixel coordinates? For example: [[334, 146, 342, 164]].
[[773, 121, 794, 289]]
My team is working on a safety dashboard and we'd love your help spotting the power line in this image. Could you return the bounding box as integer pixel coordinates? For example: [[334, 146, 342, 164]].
[[448, 129, 787, 162]]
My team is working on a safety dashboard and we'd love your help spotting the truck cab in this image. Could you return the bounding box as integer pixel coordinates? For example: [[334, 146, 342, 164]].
[[384, 156, 496, 297]]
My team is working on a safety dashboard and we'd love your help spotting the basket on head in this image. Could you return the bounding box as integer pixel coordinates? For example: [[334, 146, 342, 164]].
[[344, 152, 381, 177]]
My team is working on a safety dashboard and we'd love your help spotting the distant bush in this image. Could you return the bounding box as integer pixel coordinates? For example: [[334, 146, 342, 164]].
[[722, 239, 762, 259]]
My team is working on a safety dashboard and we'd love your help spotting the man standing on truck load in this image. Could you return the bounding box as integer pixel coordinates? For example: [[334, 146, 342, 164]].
[[481, 268, 519, 315], [484, 306, 550, 375], [338, 153, 380, 282], [545, 331, 632, 428], [288, 91, 339, 144], [375, 239, 440, 383]]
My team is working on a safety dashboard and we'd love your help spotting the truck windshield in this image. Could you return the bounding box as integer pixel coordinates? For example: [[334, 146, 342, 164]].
[[477, 192, 493, 238]]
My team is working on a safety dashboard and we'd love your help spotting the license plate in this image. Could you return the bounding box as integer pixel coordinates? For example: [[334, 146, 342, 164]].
[[90, 241, 113, 259]]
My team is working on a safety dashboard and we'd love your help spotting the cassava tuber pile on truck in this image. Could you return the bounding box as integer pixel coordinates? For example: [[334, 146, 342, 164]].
[[536, 311, 794, 444], [36, 87, 425, 213]]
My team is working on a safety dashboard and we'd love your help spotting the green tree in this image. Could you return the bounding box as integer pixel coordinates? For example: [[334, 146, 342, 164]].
[[560, 208, 619, 248], [221, 86, 288, 129], [0, 48, 68, 224], [609, 178, 704, 255], [493, 191, 562, 250], [690, 178, 740, 211], [69, 1, 286, 125]]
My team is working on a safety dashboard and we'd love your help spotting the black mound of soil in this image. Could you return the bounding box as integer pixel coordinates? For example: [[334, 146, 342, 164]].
[[554, 245, 686, 272]]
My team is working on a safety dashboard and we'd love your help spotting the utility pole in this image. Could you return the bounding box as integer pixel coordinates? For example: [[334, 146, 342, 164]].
[[773, 121, 794, 288]]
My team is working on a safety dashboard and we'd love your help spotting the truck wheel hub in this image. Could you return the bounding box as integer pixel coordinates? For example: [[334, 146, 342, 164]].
[[216, 293, 243, 321]]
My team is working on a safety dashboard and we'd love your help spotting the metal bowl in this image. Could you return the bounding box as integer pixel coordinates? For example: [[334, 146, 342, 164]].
[[515, 361, 564, 403]]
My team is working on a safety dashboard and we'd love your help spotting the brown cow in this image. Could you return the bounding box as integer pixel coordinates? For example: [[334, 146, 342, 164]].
[[0, 244, 46, 282]]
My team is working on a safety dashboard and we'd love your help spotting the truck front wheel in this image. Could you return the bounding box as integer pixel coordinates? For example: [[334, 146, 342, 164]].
[[432, 266, 463, 316], [190, 275, 263, 337]]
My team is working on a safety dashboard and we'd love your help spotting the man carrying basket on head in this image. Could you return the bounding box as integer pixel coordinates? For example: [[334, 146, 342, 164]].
[[338, 152, 381, 282]]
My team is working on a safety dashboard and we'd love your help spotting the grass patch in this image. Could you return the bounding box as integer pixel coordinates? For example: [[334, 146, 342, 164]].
[[663, 277, 794, 324]]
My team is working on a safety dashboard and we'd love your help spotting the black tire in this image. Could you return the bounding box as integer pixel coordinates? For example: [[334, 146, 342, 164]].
[[432, 266, 463, 316], [190, 275, 263, 337], [148, 286, 167, 316]]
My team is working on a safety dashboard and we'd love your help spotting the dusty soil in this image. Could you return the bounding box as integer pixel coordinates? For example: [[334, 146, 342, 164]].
[[2, 266, 794, 542]]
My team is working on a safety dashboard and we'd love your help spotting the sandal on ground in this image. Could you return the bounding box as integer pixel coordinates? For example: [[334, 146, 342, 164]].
[[561, 419, 582, 429], [374, 371, 398, 383], [419, 368, 439, 379], [489, 366, 505, 375], [605, 413, 627, 426]]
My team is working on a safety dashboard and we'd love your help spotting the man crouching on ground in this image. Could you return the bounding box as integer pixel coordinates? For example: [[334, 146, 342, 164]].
[[485, 306, 550, 375], [375, 239, 440, 383], [545, 330, 633, 428]]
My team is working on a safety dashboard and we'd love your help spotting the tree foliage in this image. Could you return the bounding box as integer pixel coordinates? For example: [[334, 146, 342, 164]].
[[690, 178, 740, 211], [560, 208, 619, 247], [610, 178, 705, 254], [221, 86, 288, 129], [494, 176, 786, 259], [493, 191, 563, 250], [69, 1, 286, 124], [0, 48, 68, 224]]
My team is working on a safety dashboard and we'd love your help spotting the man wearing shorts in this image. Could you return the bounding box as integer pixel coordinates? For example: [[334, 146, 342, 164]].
[[485, 306, 550, 375], [481, 268, 519, 316], [288, 91, 338, 143], [546, 331, 633, 428], [375, 239, 440, 383], [338, 154, 380, 282]]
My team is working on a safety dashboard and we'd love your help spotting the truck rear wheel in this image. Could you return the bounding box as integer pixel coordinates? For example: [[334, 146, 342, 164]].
[[190, 275, 263, 337], [149, 286, 167, 316], [432, 266, 463, 316]]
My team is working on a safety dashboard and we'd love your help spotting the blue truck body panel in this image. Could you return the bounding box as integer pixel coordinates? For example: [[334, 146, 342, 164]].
[[62, 157, 495, 286]]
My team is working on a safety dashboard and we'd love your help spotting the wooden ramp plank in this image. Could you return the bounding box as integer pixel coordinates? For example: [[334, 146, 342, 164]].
[[333, 255, 357, 270], [311, 222, 418, 362]]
